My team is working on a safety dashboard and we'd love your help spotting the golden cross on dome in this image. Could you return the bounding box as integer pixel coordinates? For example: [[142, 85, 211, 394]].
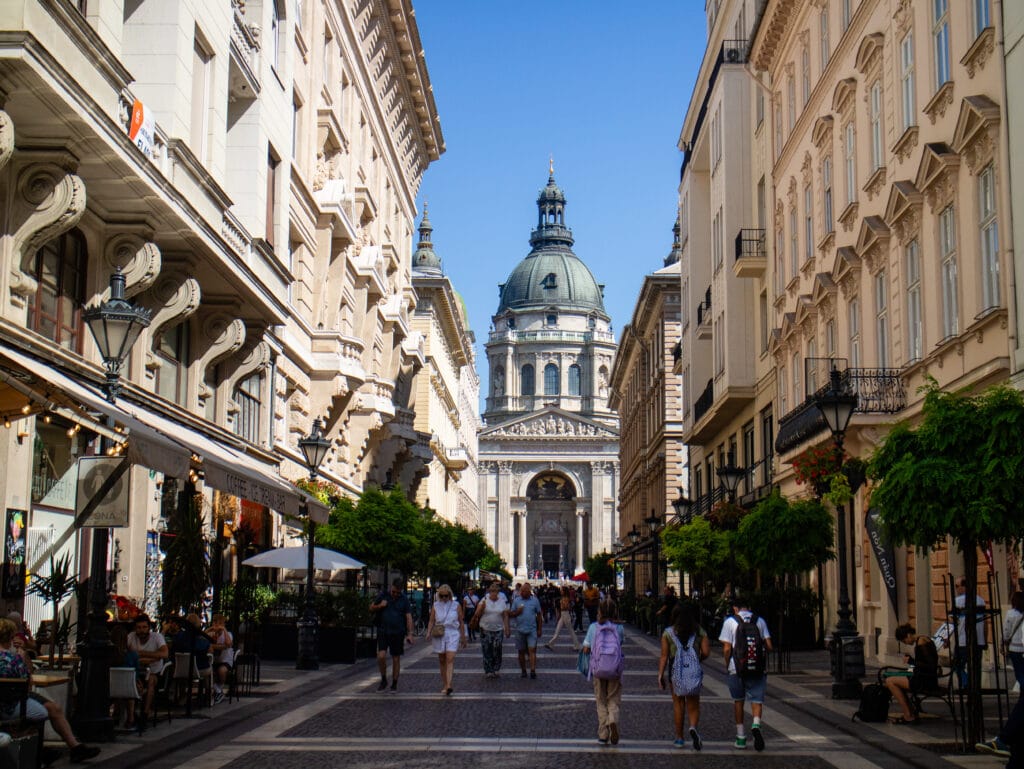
[[549, 155, 554, 175]]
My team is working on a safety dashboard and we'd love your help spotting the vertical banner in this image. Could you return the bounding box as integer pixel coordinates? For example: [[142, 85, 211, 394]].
[[3, 509, 27, 598], [865, 507, 898, 616]]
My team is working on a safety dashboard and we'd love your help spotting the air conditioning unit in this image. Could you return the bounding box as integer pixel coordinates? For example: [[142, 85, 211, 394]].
[[725, 46, 742, 63]]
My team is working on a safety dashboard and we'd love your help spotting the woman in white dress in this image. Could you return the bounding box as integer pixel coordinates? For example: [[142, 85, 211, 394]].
[[427, 584, 466, 695]]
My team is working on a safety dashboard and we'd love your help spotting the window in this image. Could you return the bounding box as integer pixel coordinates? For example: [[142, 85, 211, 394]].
[[790, 207, 798, 277], [756, 87, 764, 127], [844, 122, 857, 205], [842, 0, 852, 32], [521, 364, 535, 396], [322, 27, 332, 86], [541, 272, 558, 289], [974, 0, 991, 36], [543, 363, 559, 396], [779, 365, 788, 415], [875, 270, 889, 367], [27, 231, 86, 352], [869, 82, 883, 171], [823, 156, 833, 233], [270, 0, 282, 71], [979, 165, 999, 309], [787, 75, 796, 133], [933, 0, 950, 87], [906, 240, 923, 361], [546, 313, 557, 327], [759, 291, 768, 353], [940, 205, 958, 338], [807, 339, 818, 393], [825, 319, 836, 358], [776, 229, 786, 294], [156, 322, 190, 405], [714, 313, 725, 375], [803, 184, 813, 262], [757, 176, 766, 229], [900, 33, 916, 132], [713, 209, 723, 270], [849, 298, 861, 367], [568, 364, 581, 396], [802, 47, 811, 106], [266, 149, 279, 245], [820, 9, 830, 70], [774, 92, 783, 158], [234, 372, 262, 444], [711, 106, 722, 169], [792, 351, 802, 403], [742, 422, 755, 493], [760, 407, 774, 485], [190, 34, 213, 163]]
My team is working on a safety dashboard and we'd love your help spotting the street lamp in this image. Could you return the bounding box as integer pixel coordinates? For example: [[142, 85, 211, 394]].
[[671, 487, 692, 523], [645, 509, 661, 594], [813, 366, 862, 699], [627, 525, 640, 595], [716, 450, 745, 501], [78, 268, 151, 739], [296, 418, 330, 670]]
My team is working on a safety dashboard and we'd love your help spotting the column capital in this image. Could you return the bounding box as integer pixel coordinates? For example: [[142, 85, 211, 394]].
[[497, 461, 514, 474]]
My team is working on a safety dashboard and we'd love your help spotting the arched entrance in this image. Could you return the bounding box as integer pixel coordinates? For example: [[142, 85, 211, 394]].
[[525, 472, 577, 579]]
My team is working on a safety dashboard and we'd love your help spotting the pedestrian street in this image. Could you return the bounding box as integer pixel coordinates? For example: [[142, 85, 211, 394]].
[[87, 625, 1001, 769]]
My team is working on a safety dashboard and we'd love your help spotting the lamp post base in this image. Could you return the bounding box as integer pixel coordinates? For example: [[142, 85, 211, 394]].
[[829, 628, 865, 700], [73, 639, 115, 742], [296, 616, 319, 670]]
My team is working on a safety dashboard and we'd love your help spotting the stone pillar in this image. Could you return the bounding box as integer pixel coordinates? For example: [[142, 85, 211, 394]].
[[590, 462, 607, 555], [478, 462, 494, 546], [497, 462, 513, 567], [517, 510, 528, 580], [575, 509, 586, 572]]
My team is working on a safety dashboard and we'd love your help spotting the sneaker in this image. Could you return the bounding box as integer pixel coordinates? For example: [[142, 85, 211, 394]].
[[609, 723, 619, 745], [377, 678, 387, 691], [752, 726, 765, 752], [976, 738, 1010, 758], [214, 691, 225, 704], [530, 670, 537, 679], [672, 739, 686, 748], [735, 736, 747, 750], [390, 680, 397, 691], [545, 642, 553, 650], [597, 738, 609, 746], [70, 744, 101, 763], [689, 727, 702, 751]]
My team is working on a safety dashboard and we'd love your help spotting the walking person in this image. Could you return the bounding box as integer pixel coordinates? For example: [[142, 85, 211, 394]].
[[583, 582, 600, 626], [545, 588, 580, 651], [463, 586, 481, 642], [718, 592, 773, 751], [471, 582, 510, 677], [582, 598, 625, 745], [370, 578, 415, 691], [510, 582, 543, 678], [658, 603, 710, 749], [427, 584, 466, 695], [975, 591, 1024, 758], [952, 575, 987, 688]]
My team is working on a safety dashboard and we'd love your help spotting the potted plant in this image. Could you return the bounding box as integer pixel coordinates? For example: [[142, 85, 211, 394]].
[[27, 552, 78, 669], [791, 443, 845, 497]]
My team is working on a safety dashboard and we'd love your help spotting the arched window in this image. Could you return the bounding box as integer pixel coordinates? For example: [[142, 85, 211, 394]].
[[541, 272, 558, 289], [544, 363, 559, 396], [234, 372, 263, 443], [521, 364, 535, 396], [568, 364, 581, 396], [28, 230, 87, 352]]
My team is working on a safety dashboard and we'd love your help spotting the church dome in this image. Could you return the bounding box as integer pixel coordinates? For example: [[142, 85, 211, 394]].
[[412, 205, 441, 275], [496, 171, 606, 315]]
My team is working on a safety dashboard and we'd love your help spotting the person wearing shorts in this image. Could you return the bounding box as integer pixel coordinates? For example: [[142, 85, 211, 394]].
[[510, 582, 543, 678], [371, 579, 414, 691], [718, 594, 773, 751]]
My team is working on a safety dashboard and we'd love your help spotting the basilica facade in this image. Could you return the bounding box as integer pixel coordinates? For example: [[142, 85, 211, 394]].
[[478, 172, 619, 581]]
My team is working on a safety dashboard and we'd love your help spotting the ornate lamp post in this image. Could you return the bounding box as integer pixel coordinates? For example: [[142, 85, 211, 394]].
[[812, 367, 861, 698], [716, 451, 745, 502], [78, 268, 151, 739], [296, 418, 330, 670], [644, 509, 661, 595], [671, 487, 692, 523], [627, 524, 640, 594]]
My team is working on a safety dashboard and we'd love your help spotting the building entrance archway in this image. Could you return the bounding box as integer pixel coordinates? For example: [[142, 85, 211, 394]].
[[524, 472, 579, 580]]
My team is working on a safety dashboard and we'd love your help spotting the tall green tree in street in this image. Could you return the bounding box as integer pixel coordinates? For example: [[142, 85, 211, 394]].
[[662, 515, 735, 590], [317, 487, 424, 577], [736, 491, 834, 581], [583, 551, 615, 587], [869, 382, 1024, 746]]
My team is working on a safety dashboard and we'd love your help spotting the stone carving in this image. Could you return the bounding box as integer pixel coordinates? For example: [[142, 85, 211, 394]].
[[140, 273, 201, 373], [497, 461, 514, 474], [493, 367, 505, 396], [195, 313, 246, 407], [498, 416, 607, 437], [99, 236, 161, 300], [0, 111, 13, 170]]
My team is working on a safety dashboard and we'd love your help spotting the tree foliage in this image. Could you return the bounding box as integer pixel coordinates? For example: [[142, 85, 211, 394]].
[[583, 551, 616, 587], [661, 516, 733, 575], [162, 493, 211, 615], [735, 491, 834, 577]]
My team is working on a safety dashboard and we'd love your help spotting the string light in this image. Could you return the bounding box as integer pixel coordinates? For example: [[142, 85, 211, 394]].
[[43, 414, 51, 424], [20, 403, 31, 415], [3, 418, 10, 429]]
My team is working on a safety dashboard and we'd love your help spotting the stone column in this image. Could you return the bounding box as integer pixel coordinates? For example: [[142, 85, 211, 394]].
[[575, 509, 586, 572], [478, 462, 493, 546], [497, 462, 513, 567], [590, 462, 607, 555], [517, 510, 528, 580]]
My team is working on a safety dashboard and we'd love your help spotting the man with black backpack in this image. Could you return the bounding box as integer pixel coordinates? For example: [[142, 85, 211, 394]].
[[718, 592, 773, 751]]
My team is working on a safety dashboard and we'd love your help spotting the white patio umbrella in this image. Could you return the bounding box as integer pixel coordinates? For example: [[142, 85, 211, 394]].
[[242, 546, 365, 571]]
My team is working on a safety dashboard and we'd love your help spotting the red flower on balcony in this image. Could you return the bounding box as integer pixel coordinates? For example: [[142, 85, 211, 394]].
[[790, 443, 845, 493]]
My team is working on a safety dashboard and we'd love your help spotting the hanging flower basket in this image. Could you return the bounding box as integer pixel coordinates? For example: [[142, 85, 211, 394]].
[[707, 499, 747, 531], [790, 443, 845, 493]]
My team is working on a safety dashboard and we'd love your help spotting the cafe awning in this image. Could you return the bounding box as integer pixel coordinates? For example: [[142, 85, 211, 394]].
[[0, 343, 327, 523]]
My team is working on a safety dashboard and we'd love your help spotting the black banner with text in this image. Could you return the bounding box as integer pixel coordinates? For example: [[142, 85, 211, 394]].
[[865, 507, 898, 617]]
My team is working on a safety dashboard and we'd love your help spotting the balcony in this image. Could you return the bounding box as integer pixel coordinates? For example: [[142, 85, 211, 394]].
[[696, 287, 712, 340], [229, 4, 261, 99], [720, 39, 749, 65], [733, 228, 767, 278], [444, 447, 469, 470], [775, 366, 907, 454], [486, 329, 615, 345], [693, 378, 714, 423]]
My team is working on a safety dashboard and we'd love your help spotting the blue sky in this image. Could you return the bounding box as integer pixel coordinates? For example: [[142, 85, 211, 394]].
[[414, 3, 706, 397]]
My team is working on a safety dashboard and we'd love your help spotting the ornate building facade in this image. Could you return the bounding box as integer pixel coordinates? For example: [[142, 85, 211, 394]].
[[478, 172, 619, 580], [0, 0, 442, 624]]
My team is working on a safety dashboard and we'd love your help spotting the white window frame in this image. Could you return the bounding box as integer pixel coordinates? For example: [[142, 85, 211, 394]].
[[823, 156, 833, 233], [979, 165, 1000, 309], [802, 47, 811, 106], [974, 0, 991, 37], [875, 270, 889, 368], [792, 351, 802, 403], [807, 339, 818, 393], [849, 298, 861, 368], [844, 122, 857, 205], [790, 207, 798, 278], [900, 33, 916, 132], [779, 365, 788, 415], [906, 240, 923, 361], [820, 9, 830, 71], [869, 81, 883, 171], [825, 319, 836, 358], [787, 75, 796, 133], [940, 205, 959, 338], [933, 0, 950, 88], [803, 184, 813, 263], [842, 0, 852, 32]]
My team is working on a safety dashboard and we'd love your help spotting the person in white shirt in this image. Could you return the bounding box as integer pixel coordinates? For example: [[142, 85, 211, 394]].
[[718, 594, 773, 752], [126, 615, 168, 724], [953, 576, 987, 688]]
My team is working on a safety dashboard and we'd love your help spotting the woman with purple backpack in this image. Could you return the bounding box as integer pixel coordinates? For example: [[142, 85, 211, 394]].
[[582, 598, 625, 745], [658, 603, 710, 749]]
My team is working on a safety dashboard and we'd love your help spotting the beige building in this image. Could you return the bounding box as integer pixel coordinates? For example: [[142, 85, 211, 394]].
[[0, 0, 442, 624], [409, 210, 480, 528], [745, 0, 1012, 656], [1007, 0, 1024, 391], [608, 222, 686, 595]]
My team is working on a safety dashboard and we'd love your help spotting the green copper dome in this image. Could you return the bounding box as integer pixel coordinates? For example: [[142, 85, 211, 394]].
[[412, 205, 441, 275], [496, 173, 606, 315]]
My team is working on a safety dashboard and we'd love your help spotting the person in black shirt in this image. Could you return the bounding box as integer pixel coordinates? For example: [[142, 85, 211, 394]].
[[370, 579, 414, 691], [886, 623, 938, 724]]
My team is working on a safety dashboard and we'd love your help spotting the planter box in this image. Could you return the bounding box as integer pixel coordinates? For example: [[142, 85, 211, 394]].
[[258, 624, 357, 663]]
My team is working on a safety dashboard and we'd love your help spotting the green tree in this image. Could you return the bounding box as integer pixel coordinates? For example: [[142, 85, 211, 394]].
[[869, 382, 1024, 745], [583, 551, 615, 587], [736, 491, 834, 579], [661, 516, 732, 579], [317, 487, 424, 577]]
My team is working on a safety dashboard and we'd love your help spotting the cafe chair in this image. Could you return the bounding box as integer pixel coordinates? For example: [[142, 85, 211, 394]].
[[108, 667, 140, 731]]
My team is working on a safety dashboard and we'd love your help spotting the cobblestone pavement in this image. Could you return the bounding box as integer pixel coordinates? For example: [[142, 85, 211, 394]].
[[85, 625, 1005, 769]]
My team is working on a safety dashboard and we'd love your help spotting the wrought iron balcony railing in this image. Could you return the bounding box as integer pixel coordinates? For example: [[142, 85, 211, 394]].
[[735, 228, 766, 261], [693, 378, 715, 424]]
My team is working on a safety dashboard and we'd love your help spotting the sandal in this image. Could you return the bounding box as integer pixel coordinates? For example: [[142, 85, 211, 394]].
[[890, 716, 919, 725]]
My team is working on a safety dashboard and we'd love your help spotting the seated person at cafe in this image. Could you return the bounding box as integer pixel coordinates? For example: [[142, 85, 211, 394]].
[[7, 613, 36, 660], [204, 614, 234, 704], [126, 615, 167, 724], [0, 618, 100, 762], [885, 623, 939, 724]]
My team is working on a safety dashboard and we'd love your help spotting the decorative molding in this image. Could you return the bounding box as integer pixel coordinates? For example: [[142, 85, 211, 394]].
[[140, 272, 202, 367], [952, 95, 1001, 175], [832, 246, 862, 298], [923, 81, 955, 125], [97, 236, 161, 302], [856, 216, 890, 275], [884, 180, 923, 245], [961, 27, 995, 79], [492, 413, 615, 439], [195, 312, 246, 406], [891, 125, 919, 164], [832, 77, 857, 117], [862, 165, 887, 202], [893, 0, 913, 35], [855, 32, 885, 75], [812, 116, 834, 149], [915, 142, 960, 213], [837, 201, 859, 233], [0, 110, 12, 170], [224, 338, 272, 396]]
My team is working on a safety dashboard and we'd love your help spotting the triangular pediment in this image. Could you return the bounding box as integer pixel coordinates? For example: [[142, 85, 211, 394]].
[[832, 246, 861, 281], [480, 405, 618, 439], [811, 273, 837, 305], [914, 142, 959, 193], [794, 294, 816, 328], [953, 95, 1000, 153], [884, 180, 922, 225], [780, 311, 799, 341]]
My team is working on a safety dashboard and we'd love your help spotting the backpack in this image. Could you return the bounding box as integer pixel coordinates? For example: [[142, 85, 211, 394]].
[[668, 629, 703, 696], [731, 612, 767, 677], [852, 683, 891, 723], [589, 623, 624, 680]]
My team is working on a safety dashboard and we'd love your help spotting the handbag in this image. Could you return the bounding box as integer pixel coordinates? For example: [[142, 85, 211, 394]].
[[432, 603, 452, 638], [576, 648, 591, 678]]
